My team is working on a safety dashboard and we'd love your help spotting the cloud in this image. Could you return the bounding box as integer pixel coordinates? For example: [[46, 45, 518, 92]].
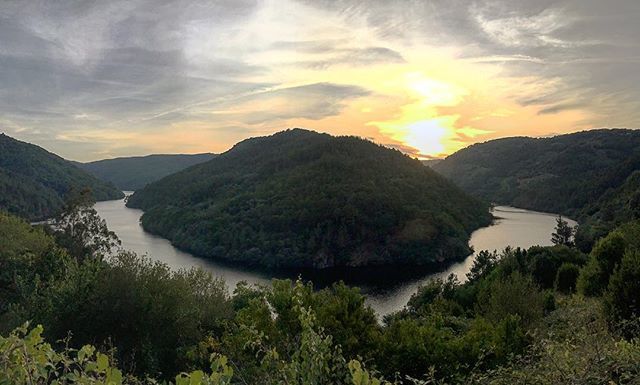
[[1, 0, 639, 160], [210, 82, 370, 124], [299, 47, 406, 69], [271, 39, 406, 68], [297, 0, 640, 128], [538, 103, 585, 115]]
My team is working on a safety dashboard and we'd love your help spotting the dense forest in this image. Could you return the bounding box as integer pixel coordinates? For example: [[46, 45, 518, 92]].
[[127, 129, 491, 269], [432, 129, 640, 248], [78, 153, 216, 191], [0, 133, 124, 220], [1, 194, 639, 384]]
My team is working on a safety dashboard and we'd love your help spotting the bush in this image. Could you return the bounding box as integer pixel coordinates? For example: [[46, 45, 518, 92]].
[[591, 231, 626, 276], [577, 231, 626, 297], [477, 272, 544, 329], [0, 324, 126, 384], [543, 290, 556, 314], [20, 252, 233, 378], [576, 258, 605, 296], [554, 263, 580, 294], [603, 251, 640, 338], [466, 297, 640, 385]]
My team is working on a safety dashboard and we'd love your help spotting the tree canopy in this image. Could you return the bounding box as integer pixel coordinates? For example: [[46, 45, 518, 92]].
[[127, 129, 491, 269], [433, 129, 640, 249], [78, 153, 216, 191], [0, 133, 123, 221]]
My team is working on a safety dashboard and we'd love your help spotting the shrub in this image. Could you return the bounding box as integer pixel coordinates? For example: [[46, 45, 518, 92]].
[[20, 252, 233, 378], [543, 290, 556, 314], [477, 272, 544, 329], [576, 232, 625, 297], [603, 251, 640, 338], [591, 231, 626, 276], [576, 258, 606, 296], [554, 263, 580, 294]]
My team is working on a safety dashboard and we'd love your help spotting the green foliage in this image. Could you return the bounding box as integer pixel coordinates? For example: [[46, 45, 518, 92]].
[[0, 133, 123, 221], [523, 245, 585, 289], [463, 297, 640, 385], [603, 251, 640, 338], [476, 272, 544, 329], [313, 282, 381, 359], [17, 252, 233, 378], [0, 211, 69, 326], [1, 324, 237, 385], [3, 197, 640, 384], [465, 250, 498, 284], [577, 230, 626, 296], [281, 283, 351, 385], [542, 290, 556, 314], [550, 216, 574, 246], [0, 323, 125, 385], [127, 129, 491, 269], [49, 188, 121, 262], [220, 279, 380, 383], [79, 153, 216, 191], [554, 263, 579, 294], [591, 231, 626, 277], [406, 274, 461, 314], [576, 257, 605, 296], [349, 360, 392, 385], [433, 129, 640, 248]]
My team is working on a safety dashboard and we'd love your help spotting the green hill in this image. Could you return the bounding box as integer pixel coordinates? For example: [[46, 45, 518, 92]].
[[432, 128, 640, 244], [0, 133, 124, 221], [78, 153, 216, 191], [127, 129, 491, 269]]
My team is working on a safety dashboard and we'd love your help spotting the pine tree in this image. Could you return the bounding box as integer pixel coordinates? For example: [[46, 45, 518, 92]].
[[551, 215, 574, 246]]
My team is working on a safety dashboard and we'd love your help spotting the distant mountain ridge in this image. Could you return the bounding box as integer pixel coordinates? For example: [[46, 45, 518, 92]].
[[127, 128, 491, 269], [432, 128, 640, 245], [0, 133, 124, 220], [78, 153, 216, 191]]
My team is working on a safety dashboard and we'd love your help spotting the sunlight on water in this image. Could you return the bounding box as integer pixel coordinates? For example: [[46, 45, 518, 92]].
[[95, 198, 575, 317], [364, 206, 577, 316]]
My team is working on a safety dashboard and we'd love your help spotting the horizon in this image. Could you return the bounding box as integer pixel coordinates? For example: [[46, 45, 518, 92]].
[[7, 126, 634, 163], [1, 0, 639, 161]]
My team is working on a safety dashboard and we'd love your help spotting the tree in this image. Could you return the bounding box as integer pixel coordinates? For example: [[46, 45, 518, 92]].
[[477, 272, 544, 329], [577, 231, 626, 296], [49, 188, 120, 262], [603, 251, 640, 338], [466, 250, 498, 283], [554, 263, 580, 294], [551, 216, 574, 246]]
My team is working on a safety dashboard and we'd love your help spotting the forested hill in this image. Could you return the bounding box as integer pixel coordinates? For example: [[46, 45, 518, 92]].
[[78, 153, 216, 191], [433, 129, 640, 243], [127, 128, 491, 269], [0, 133, 124, 221]]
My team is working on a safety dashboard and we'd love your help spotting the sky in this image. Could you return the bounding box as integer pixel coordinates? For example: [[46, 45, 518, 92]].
[[1, 0, 639, 161]]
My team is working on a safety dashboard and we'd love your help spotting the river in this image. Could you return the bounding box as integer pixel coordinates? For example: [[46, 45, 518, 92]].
[[94, 198, 576, 317]]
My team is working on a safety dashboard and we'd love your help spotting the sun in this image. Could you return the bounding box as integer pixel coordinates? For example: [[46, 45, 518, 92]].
[[403, 119, 449, 156], [408, 75, 465, 107], [368, 73, 468, 157]]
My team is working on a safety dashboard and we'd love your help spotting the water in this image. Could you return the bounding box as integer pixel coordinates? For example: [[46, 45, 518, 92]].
[[94, 198, 576, 317], [364, 206, 577, 315]]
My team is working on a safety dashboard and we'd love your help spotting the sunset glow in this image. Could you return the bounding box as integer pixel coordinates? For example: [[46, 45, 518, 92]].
[[1, 0, 637, 160]]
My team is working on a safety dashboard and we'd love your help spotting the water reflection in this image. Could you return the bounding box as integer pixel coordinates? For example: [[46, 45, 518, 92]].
[[95, 198, 575, 317]]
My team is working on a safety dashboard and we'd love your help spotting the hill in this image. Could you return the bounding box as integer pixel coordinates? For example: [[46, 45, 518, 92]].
[[0, 133, 124, 221], [78, 153, 216, 191], [421, 159, 442, 167], [127, 129, 491, 269], [432, 129, 640, 243]]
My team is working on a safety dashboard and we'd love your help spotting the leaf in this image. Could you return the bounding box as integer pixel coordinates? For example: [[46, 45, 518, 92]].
[[97, 353, 109, 372], [189, 370, 204, 385]]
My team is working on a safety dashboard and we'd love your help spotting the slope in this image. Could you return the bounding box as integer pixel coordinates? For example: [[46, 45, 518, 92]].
[[127, 129, 491, 269]]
